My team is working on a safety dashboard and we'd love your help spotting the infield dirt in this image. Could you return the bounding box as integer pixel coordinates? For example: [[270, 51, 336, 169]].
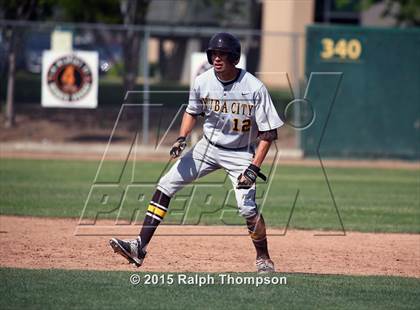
[[0, 216, 419, 277]]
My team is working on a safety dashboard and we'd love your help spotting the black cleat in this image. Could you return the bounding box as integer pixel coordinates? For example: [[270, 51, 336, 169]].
[[109, 237, 146, 267]]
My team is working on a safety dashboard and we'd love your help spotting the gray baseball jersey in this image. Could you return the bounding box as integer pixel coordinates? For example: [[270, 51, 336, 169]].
[[186, 68, 283, 149], [157, 68, 282, 219]]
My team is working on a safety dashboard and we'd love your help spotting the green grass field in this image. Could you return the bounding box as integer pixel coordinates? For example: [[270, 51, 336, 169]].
[[0, 158, 418, 233], [1, 268, 419, 310], [1, 158, 419, 309]]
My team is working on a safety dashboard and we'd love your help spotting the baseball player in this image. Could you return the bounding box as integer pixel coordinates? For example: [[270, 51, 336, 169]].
[[110, 32, 283, 273]]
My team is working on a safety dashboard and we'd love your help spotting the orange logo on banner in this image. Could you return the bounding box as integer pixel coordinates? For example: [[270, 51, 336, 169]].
[[47, 55, 93, 101]]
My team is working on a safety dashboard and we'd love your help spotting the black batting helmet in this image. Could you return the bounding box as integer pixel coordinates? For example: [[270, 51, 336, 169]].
[[206, 32, 241, 65]]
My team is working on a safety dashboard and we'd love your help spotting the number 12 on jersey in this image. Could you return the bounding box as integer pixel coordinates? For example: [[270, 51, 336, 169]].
[[232, 119, 251, 132]]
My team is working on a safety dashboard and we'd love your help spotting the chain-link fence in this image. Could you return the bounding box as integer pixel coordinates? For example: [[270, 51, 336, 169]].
[[0, 20, 305, 150]]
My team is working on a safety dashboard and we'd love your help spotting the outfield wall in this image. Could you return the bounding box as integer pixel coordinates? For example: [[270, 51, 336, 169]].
[[303, 25, 420, 159]]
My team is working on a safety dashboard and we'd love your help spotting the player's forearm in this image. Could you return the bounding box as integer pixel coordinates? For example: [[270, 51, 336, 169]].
[[252, 140, 272, 167], [179, 112, 197, 137]]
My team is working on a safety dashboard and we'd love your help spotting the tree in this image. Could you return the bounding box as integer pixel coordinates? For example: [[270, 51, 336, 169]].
[[335, 0, 420, 26], [120, 0, 151, 91], [57, 0, 151, 91], [381, 0, 420, 26], [157, 0, 254, 81], [0, 0, 54, 128]]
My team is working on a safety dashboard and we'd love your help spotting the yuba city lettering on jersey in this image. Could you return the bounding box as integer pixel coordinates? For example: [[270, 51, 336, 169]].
[[187, 68, 284, 149]]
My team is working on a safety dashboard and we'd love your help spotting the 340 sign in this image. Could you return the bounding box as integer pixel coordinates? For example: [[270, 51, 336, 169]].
[[320, 38, 363, 61]]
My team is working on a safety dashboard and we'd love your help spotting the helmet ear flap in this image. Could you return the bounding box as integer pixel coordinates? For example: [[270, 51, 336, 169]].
[[228, 53, 239, 65], [206, 50, 213, 65]]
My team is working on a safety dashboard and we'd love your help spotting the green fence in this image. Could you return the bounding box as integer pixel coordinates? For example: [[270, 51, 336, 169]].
[[303, 25, 420, 159]]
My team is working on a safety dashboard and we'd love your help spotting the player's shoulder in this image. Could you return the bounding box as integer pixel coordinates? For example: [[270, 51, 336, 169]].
[[193, 67, 215, 86], [239, 70, 265, 92]]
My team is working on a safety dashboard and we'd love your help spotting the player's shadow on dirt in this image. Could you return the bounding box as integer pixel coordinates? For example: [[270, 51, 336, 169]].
[[67, 134, 128, 143]]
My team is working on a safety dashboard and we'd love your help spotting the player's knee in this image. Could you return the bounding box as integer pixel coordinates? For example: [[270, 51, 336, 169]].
[[235, 189, 257, 218], [157, 169, 186, 197], [156, 174, 179, 198], [156, 184, 175, 198], [237, 200, 258, 218], [239, 207, 258, 218]]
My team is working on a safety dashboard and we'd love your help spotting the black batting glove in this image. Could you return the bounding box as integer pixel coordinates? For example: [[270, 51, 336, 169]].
[[170, 136, 187, 159], [237, 164, 260, 189]]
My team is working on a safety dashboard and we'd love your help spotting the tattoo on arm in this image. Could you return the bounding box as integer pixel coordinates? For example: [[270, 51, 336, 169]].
[[257, 129, 278, 142]]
